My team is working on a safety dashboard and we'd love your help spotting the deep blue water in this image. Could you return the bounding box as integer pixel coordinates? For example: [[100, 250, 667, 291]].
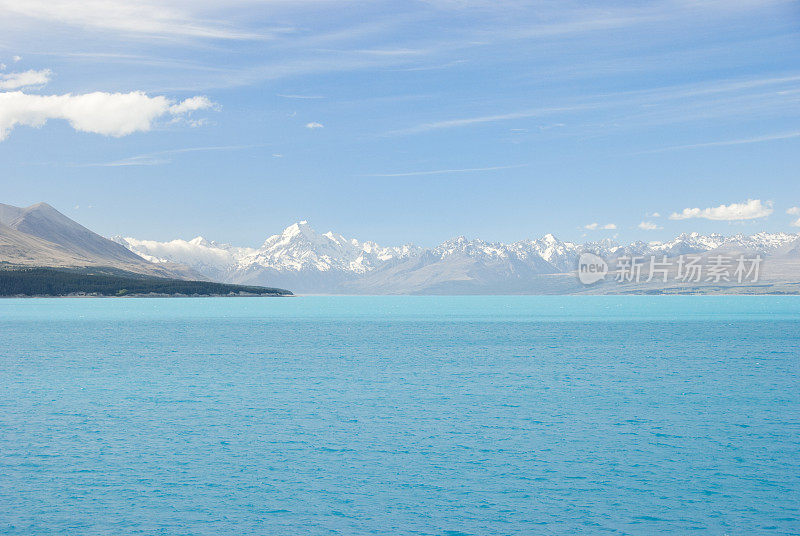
[[1, 296, 799, 535]]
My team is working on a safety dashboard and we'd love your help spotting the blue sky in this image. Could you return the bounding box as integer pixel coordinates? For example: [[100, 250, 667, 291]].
[[1, 0, 799, 247]]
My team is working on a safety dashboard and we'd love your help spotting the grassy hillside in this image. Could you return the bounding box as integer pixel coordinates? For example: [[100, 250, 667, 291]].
[[0, 266, 292, 297]]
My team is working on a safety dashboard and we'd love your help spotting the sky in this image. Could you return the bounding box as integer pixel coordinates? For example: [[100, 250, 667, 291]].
[[1, 0, 799, 247]]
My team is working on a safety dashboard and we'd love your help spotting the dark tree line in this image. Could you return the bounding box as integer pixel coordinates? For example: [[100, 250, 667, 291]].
[[0, 268, 292, 297]]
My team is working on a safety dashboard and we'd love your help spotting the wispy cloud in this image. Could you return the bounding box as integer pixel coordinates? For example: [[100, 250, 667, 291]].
[[640, 131, 800, 153], [305, 121, 324, 129], [277, 94, 324, 99], [349, 47, 430, 57], [390, 73, 800, 136], [78, 144, 266, 167], [89, 155, 172, 167], [38, 51, 235, 76], [0, 0, 281, 40], [669, 199, 774, 221], [388, 106, 588, 135], [362, 163, 527, 177], [485, 9, 661, 42], [204, 50, 434, 91], [389, 59, 468, 72]]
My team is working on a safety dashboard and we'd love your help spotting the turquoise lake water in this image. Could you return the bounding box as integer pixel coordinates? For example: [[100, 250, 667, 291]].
[[1, 296, 799, 534]]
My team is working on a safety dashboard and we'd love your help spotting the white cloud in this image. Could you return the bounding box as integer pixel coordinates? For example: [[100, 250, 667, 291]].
[[0, 63, 6, 71], [649, 212, 661, 218], [0, 69, 51, 90], [638, 221, 662, 230], [169, 95, 216, 114], [584, 222, 616, 230], [0, 90, 216, 141], [13, 56, 21, 62], [669, 199, 773, 221], [788, 207, 800, 226], [305, 121, 324, 129]]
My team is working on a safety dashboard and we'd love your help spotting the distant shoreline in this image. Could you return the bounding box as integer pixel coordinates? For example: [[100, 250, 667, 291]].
[[1, 293, 294, 298], [0, 267, 292, 298]]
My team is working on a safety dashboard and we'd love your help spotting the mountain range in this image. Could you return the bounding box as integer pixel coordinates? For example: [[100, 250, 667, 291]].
[[113, 220, 800, 294], [3, 202, 799, 294]]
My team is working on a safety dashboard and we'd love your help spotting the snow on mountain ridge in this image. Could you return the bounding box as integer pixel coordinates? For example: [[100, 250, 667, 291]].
[[114, 222, 800, 285], [435, 236, 511, 260]]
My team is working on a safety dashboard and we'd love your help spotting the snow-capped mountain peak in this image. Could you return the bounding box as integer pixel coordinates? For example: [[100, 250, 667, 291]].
[[240, 221, 419, 274], [189, 236, 213, 247]]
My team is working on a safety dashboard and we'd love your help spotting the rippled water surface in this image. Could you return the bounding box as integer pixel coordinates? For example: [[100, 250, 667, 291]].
[[1, 296, 799, 534]]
